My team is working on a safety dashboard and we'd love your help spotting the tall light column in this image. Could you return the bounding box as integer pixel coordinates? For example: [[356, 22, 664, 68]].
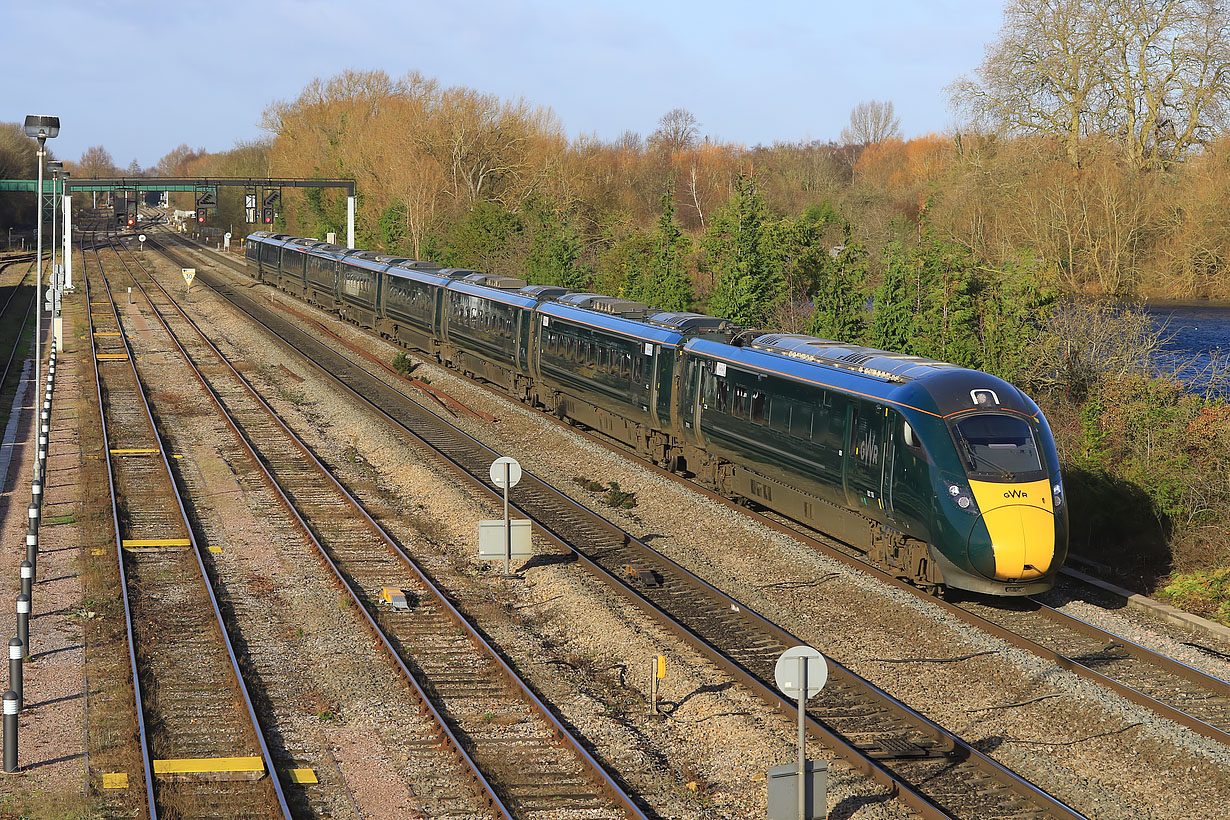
[[46, 162, 61, 312], [23, 115, 59, 484]]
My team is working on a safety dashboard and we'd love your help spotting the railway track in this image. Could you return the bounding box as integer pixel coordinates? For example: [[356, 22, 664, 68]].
[[0, 253, 37, 398], [116, 235, 647, 818], [84, 237, 291, 820], [152, 231, 1091, 820], [179, 236, 1230, 753]]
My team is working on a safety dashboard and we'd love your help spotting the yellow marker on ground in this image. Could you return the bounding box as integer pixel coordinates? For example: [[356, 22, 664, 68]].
[[90, 548, 106, 556], [95, 332, 122, 337], [101, 772, 129, 788], [288, 768, 318, 784], [110, 448, 159, 454], [208, 546, 222, 554], [122, 538, 191, 548], [152, 757, 264, 775], [96, 353, 129, 360]]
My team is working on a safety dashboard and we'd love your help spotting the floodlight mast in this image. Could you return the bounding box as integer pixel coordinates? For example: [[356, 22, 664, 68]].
[[23, 115, 58, 484]]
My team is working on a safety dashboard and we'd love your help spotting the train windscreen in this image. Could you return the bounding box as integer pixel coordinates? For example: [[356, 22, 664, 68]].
[[950, 414, 1043, 479]]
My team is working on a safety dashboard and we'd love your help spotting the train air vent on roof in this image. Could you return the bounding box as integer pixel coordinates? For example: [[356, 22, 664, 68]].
[[840, 352, 875, 365]]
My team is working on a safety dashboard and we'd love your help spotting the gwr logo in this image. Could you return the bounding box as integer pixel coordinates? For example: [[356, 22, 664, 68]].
[[1004, 489, 1028, 499]]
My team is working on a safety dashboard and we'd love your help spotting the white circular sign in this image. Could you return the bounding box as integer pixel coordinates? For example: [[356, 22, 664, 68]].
[[138, 234, 146, 242], [489, 456, 522, 489], [774, 645, 827, 699]]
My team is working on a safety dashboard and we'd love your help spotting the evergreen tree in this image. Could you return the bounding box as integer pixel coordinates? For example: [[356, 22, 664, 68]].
[[807, 223, 867, 342], [520, 195, 588, 289], [867, 241, 916, 353], [911, 232, 981, 368], [704, 173, 783, 326], [441, 200, 522, 272], [642, 178, 693, 311]]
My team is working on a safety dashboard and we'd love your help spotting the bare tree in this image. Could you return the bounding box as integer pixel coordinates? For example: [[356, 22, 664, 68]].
[[78, 145, 117, 178], [650, 108, 700, 153], [840, 100, 901, 145], [951, 0, 1230, 169]]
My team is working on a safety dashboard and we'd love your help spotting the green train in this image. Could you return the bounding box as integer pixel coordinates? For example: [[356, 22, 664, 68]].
[[246, 232, 1068, 596]]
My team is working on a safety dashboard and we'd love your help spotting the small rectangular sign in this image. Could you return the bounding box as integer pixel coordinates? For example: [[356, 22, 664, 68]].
[[478, 519, 533, 560]]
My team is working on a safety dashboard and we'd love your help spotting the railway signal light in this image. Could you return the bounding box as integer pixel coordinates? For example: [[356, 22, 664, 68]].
[[262, 208, 274, 224], [197, 214, 206, 224]]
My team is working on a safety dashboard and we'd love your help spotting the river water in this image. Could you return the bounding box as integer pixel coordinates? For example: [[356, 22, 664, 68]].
[[1143, 303, 1230, 397]]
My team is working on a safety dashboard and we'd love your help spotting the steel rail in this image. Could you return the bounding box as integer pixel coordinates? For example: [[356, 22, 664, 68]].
[[85, 235, 293, 820], [121, 234, 649, 820], [0, 259, 36, 399], [154, 232, 1091, 820]]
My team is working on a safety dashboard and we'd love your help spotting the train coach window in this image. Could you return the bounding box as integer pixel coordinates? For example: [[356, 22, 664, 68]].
[[714, 378, 729, 412], [750, 391, 766, 424], [564, 338, 575, 361], [732, 385, 748, 418], [586, 343, 596, 366], [790, 404, 812, 439], [632, 356, 643, 383], [769, 397, 790, 432], [621, 353, 632, 379], [599, 348, 609, 372]]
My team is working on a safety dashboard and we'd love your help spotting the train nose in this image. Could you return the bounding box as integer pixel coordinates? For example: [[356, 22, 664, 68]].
[[970, 504, 1056, 581]]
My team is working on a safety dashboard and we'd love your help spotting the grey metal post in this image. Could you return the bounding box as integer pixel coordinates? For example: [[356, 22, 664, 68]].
[[649, 658, 658, 715], [27, 503, 38, 533], [25, 532, 36, 580], [8, 640, 21, 711], [16, 596, 30, 660], [49, 173, 57, 309], [3, 690, 16, 772], [798, 656, 806, 820], [31, 479, 41, 510], [503, 462, 511, 577], [19, 563, 32, 601]]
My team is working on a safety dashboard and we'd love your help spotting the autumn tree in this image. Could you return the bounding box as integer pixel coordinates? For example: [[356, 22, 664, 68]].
[[951, 0, 1230, 168], [840, 100, 901, 145], [78, 145, 117, 178]]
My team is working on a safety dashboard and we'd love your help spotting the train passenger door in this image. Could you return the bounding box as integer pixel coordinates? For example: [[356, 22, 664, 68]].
[[843, 402, 889, 512]]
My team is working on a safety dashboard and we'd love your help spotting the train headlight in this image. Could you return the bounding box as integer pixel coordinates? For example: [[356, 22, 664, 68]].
[[944, 481, 980, 515], [1052, 481, 1064, 509]]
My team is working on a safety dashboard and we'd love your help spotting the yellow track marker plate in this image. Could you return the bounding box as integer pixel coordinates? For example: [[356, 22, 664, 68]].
[[208, 546, 222, 554], [90, 548, 107, 556], [94, 332, 122, 337], [110, 448, 159, 454], [288, 768, 318, 784], [101, 772, 129, 788], [95, 354, 129, 360], [152, 757, 264, 775], [90, 302, 110, 306], [122, 538, 191, 548]]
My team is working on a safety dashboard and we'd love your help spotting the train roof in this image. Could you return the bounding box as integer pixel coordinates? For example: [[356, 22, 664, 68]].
[[538, 301, 684, 346], [685, 336, 1036, 419], [385, 265, 456, 288], [519, 284, 572, 300], [461, 272, 528, 289], [645, 312, 739, 334], [447, 279, 540, 308]]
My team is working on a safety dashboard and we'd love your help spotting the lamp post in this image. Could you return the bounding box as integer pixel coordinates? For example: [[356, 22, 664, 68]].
[[46, 161, 61, 313], [24, 115, 59, 485]]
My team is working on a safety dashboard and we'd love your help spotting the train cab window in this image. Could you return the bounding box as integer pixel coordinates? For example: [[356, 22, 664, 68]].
[[632, 356, 643, 383], [902, 420, 920, 449], [950, 414, 1043, 477], [790, 404, 812, 440], [621, 353, 632, 380], [714, 378, 729, 412], [732, 385, 748, 419]]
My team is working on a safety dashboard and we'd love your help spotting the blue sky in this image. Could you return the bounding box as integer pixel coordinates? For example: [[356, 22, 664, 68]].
[[5, 1, 1005, 169]]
